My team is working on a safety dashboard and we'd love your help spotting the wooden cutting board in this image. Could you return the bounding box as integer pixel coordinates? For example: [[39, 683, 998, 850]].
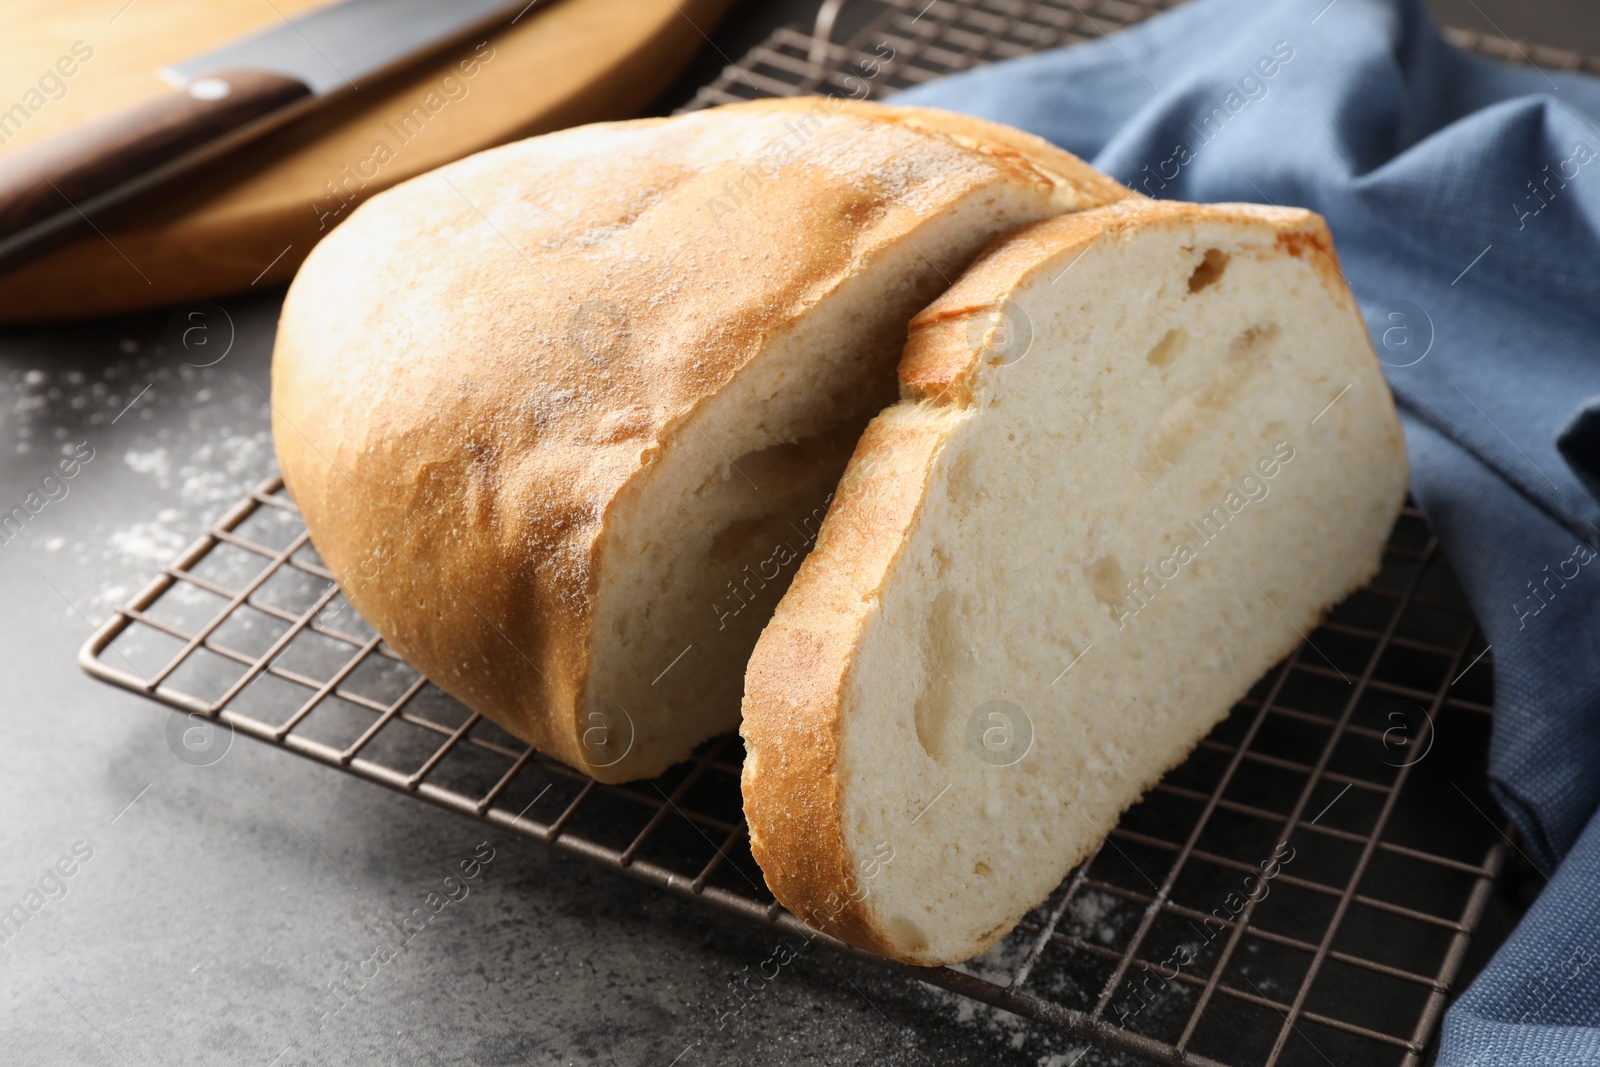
[[0, 0, 735, 324]]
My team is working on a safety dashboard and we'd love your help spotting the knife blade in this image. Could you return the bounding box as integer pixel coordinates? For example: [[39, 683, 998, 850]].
[[0, 0, 533, 275]]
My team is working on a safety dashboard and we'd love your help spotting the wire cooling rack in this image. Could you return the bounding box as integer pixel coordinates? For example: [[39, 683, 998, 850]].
[[82, 476, 1509, 1066], [681, 0, 1192, 108], [679, 0, 1600, 111], [76, 2, 1569, 1063]]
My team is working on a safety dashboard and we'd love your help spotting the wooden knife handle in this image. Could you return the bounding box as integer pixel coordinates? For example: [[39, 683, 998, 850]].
[[0, 69, 311, 241]]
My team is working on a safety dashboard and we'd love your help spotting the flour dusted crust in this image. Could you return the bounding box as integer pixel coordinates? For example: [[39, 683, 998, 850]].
[[272, 100, 1129, 784], [740, 199, 1407, 963], [720, 98, 1131, 213]]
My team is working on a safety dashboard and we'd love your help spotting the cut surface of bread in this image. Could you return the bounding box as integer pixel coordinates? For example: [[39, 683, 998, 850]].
[[272, 100, 1130, 783], [740, 199, 1408, 965]]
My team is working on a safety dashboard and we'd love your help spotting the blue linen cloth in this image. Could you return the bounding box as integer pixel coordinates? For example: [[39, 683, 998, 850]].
[[894, 0, 1600, 1060]]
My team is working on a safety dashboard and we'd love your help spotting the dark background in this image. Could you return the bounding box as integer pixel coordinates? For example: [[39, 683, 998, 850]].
[[0, 2, 1582, 1065]]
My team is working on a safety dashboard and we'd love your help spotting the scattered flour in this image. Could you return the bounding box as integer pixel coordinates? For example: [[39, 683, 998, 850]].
[[107, 519, 190, 566], [1, 352, 277, 615], [1065, 889, 1124, 946], [922, 931, 1064, 1061], [907, 886, 1164, 1064], [90, 427, 275, 609]]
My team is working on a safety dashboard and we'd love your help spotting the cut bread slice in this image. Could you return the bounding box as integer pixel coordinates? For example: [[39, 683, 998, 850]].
[[740, 199, 1408, 965], [272, 100, 1131, 783]]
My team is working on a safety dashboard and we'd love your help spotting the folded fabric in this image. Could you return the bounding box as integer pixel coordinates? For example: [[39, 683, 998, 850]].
[[895, 0, 1600, 1061]]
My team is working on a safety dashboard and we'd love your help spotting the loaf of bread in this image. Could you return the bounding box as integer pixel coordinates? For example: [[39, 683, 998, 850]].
[[739, 199, 1407, 965], [271, 100, 1130, 783]]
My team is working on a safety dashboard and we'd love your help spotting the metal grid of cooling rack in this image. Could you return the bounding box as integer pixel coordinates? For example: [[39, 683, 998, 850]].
[[678, 0, 1597, 112], [82, 475, 1511, 1066], [682, 0, 1183, 110]]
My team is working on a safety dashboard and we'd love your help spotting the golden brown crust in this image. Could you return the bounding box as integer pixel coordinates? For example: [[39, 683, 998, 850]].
[[273, 101, 1126, 783], [741, 412, 952, 954], [723, 98, 1136, 213], [739, 197, 1386, 962]]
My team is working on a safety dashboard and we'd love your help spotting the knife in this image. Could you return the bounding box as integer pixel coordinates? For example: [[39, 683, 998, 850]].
[[0, 0, 534, 274]]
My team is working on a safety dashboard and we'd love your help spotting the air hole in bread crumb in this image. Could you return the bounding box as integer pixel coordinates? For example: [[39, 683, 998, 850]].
[[913, 591, 963, 762], [945, 446, 982, 511], [1231, 322, 1279, 353], [1146, 328, 1186, 369], [885, 915, 930, 954], [1087, 555, 1128, 614], [1188, 248, 1229, 292]]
